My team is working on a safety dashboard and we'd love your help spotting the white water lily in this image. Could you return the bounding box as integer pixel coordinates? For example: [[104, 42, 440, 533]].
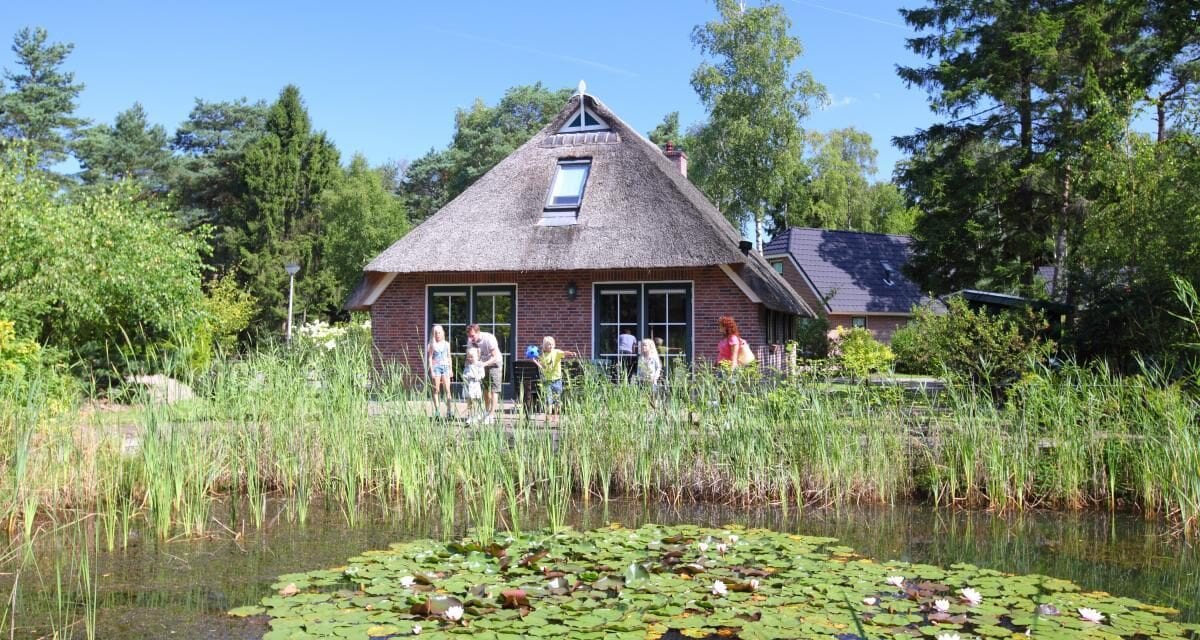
[[445, 605, 464, 621], [960, 587, 983, 605], [863, 596, 878, 606], [729, 534, 739, 544], [749, 578, 760, 591], [933, 599, 951, 613], [936, 634, 960, 640], [698, 542, 709, 553], [399, 575, 416, 588], [886, 575, 905, 588], [411, 624, 421, 635], [711, 580, 728, 596], [343, 566, 359, 576], [716, 542, 729, 554], [1079, 607, 1105, 623]]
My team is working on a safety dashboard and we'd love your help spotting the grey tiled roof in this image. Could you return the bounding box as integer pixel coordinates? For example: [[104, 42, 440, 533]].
[[762, 228, 934, 314]]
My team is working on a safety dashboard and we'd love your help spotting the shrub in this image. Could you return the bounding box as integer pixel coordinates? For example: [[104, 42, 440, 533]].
[[828, 326, 894, 379], [892, 297, 1053, 387]]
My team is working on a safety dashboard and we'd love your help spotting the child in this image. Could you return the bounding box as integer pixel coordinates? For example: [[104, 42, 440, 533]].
[[461, 347, 485, 423], [636, 338, 662, 405], [426, 325, 453, 419], [531, 336, 575, 419]]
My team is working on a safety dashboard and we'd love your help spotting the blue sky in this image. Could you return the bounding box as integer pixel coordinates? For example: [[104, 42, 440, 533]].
[[3, 1, 935, 178]]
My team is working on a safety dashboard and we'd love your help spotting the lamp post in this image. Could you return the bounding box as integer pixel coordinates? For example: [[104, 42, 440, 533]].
[[285, 262, 300, 344]]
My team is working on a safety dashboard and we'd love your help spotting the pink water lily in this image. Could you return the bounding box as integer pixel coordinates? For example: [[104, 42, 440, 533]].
[[1079, 607, 1105, 623], [716, 542, 729, 554]]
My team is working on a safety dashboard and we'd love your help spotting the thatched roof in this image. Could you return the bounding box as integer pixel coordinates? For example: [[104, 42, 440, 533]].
[[352, 94, 810, 316]]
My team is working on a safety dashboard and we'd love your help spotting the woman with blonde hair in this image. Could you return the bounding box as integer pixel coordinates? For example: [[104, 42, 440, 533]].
[[636, 338, 662, 407], [426, 324, 453, 419]]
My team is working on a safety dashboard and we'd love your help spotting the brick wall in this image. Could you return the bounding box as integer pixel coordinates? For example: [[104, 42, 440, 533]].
[[826, 314, 910, 343], [765, 255, 826, 316], [370, 266, 770, 383]]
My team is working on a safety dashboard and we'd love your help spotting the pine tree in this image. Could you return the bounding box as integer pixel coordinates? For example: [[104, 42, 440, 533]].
[[0, 27, 87, 170], [75, 102, 173, 190]]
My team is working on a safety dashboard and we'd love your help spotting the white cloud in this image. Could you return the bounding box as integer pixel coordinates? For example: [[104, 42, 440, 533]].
[[824, 93, 859, 110]]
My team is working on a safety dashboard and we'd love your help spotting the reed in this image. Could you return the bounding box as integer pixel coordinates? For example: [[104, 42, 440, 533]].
[[1, 337, 1198, 548]]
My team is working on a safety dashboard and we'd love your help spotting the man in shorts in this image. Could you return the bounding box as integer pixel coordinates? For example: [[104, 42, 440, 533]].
[[467, 324, 503, 423]]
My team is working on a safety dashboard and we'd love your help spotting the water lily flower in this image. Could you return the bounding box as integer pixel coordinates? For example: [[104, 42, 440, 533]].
[[445, 605, 464, 622], [729, 534, 739, 544], [933, 599, 951, 613], [886, 575, 905, 588], [344, 566, 359, 576], [716, 542, 729, 554], [411, 624, 421, 635], [863, 596, 877, 606], [399, 576, 416, 588], [960, 587, 983, 605], [936, 634, 960, 640], [698, 542, 709, 553], [1079, 607, 1105, 623], [749, 578, 760, 591], [711, 580, 728, 596]]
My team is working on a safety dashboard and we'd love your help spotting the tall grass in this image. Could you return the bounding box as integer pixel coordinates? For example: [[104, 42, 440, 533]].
[[1, 336, 1199, 549]]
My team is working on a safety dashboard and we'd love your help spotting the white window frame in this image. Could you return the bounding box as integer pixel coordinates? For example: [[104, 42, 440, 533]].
[[559, 106, 609, 133], [544, 159, 591, 211]]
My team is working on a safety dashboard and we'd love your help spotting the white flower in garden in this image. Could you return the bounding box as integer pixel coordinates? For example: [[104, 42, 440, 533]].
[[362, 319, 372, 329], [749, 578, 760, 591], [399, 575, 415, 588], [323, 339, 337, 350], [936, 634, 960, 640], [1079, 607, 1105, 623], [445, 605, 464, 621], [729, 534, 739, 544], [863, 596, 877, 606], [716, 543, 729, 554], [698, 542, 709, 553], [711, 580, 728, 596], [411, 624, 421, 635], [960, 587, 983, 605], [886, 575, 905, 588], [933, 599, 950, 613]]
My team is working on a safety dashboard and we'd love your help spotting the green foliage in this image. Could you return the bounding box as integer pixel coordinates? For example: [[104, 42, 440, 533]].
[[170, 97, 269, 229], [74, 102, 173, 191], [319, 154, 409, 304], [226, 85, 341, 329], [200, 274, 256, 355], [0, 27, 87, 170], [400, 83, 571, 223], [891, 298, 1053, 387], [828, 326, 894, 379], [793, 315, 829, 358], [688, 0, 826, 242], [0, 145, 206, 375], [897, 1, 1189, 298], [0, 318, 74, 408], [647, 111, 681, 149]]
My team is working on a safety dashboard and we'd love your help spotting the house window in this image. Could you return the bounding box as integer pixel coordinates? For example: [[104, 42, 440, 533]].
[[560, 106, 609, 133], [594, 283, 692, 381], [540, 160, 590, 227], [428, 285, 516, 394], [771, 260, 784, 275], [851, 316, 867, 329], [880, 261, 897, 287]]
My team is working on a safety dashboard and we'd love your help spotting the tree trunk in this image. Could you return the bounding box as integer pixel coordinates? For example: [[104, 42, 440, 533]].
[[1053, 164, 1071, 302]]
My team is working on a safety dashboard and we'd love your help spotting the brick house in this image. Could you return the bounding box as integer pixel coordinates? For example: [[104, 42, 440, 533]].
[[762, 228, 939, 343], [346, 91, 813, 393]]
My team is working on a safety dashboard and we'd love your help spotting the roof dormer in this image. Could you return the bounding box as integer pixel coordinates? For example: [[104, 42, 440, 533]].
[[559, 104, 609, 133]]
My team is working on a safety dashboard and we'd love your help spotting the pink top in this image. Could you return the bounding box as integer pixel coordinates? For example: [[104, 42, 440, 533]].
[[717, 335, 744, 363]]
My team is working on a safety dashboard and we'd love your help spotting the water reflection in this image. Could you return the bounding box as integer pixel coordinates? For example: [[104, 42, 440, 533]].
[[3, 500, 1196, 639]]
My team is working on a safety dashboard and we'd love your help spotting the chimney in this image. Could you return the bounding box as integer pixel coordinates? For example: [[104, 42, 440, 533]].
[[663, 141, 688, 178], [738, 240, 753, 255]]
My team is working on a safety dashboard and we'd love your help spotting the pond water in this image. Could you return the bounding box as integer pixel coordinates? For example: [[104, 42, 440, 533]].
[[3, 500, 1196, 639]]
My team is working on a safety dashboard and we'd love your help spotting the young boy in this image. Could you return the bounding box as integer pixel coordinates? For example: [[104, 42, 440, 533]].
[[461, 347, 485, 423], [530, 336, 575, 419]]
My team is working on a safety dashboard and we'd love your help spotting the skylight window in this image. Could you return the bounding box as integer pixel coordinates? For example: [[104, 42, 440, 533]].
[[547, 160, 590, 208], [559, 106, 609, 133], [880, 261, 897, 286]]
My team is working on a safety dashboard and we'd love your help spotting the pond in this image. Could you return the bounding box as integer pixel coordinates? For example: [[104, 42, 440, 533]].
[[2, 499, 1196, 639]]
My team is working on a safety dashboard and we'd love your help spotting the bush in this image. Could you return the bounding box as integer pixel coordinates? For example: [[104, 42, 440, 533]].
[[828, 326, 894, 379], [0, 319, 76, 409], [891, 297, 1053, 387]]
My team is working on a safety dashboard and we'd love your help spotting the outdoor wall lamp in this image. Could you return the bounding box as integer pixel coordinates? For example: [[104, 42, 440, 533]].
[[566, 281, 578, 301]]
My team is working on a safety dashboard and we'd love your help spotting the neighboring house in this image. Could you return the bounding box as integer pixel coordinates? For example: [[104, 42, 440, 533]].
[[347, 91, 813, 394], [762, 228, 938, 343]]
